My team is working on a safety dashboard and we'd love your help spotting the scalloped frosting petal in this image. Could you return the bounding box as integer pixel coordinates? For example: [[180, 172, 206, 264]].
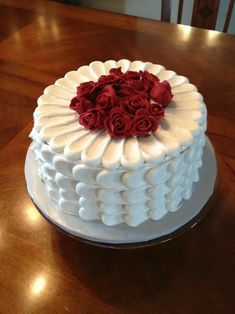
[[31, 60, 206, 170]]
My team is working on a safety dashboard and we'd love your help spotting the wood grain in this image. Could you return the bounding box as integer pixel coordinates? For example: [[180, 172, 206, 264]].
[[0, 1, 234, 313], [191, 0, 220, 30]]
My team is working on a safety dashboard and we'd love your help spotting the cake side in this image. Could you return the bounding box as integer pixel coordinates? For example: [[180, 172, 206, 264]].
[[30, 60, 207, 227], [32, 136, 205, 226]]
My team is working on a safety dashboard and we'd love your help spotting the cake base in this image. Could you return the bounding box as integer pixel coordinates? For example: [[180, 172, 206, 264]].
[[25, 137, 217, 248]]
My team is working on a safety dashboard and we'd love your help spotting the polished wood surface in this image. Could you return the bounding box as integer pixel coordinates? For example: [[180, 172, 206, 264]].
[[0, 0, 235, 313]]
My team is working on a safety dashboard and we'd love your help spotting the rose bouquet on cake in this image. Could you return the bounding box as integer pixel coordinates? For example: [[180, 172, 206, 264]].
[[70, 67, 173, 138]]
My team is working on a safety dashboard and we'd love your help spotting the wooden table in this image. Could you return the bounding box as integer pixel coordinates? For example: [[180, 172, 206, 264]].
[[0, 0, 235, 313]]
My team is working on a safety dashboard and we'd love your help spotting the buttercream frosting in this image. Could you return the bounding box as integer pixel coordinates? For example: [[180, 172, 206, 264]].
[[30, 60, 206, 227]]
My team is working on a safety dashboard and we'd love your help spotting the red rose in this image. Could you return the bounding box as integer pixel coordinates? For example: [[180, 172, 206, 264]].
[[130, 109, 158, 136], [70, 96, 79, 111], [104, 108, 131, 138], [148, 103, 164, 120], [79, 108, 106, 131], [71, 67, 172, 138], [109, 67, 123, 79], [118, 80, 145, 97], [126, 79, 144, 90], [118, 84, 133, 97], [97, 67, 123, 87], [98, 74, 120, 86], [140, 70, 160, 92], [140, 71, 159, 84], [77, 81, 98, 98], [96, 85, 117, 110], [150, 80, 173, 106], [120, 94, 149, 115], [70, 96, 94, 114], [122, 70, 140, 81]]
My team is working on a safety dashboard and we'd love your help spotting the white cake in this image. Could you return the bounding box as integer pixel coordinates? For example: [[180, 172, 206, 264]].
[[30, 60, 207, 227]]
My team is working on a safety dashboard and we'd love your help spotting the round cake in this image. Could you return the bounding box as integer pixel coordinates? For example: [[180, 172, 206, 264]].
[[30, 59, 207, 227]]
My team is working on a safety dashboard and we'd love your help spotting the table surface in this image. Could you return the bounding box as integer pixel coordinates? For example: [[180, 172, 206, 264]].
[[0, 0, 235, 313]]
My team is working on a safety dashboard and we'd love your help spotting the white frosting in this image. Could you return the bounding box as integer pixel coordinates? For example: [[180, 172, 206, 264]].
[[30, 60, 207, 227]]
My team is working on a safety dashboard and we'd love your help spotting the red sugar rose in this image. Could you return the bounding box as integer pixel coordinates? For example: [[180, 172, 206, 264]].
[[79, 108, 106, 131], [148, 103, 164, 119], [98, 74, 120, 86], [104, 108, 131, 138], [70, 96, 79, 111], [120, 94, 149, 115], [140, 70, 160, 92], [118, 80, 145, 97], [122, 70, 140, 81], [96, 85, 117, 110], [131, 109, 158, 136], [70, 96, 94, 114], [98, 67, 123, 87], [118, 84, 134, 97], [109, 67, 123, 79], [77, 81, 97, 98], [70, 66, 173, 138], [125, 79, 144, 90], [150, 80, 173, 106], [140, 70, 159, 84]]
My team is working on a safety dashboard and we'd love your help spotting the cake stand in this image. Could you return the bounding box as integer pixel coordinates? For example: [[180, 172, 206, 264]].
[[25, 137, 217, 249]]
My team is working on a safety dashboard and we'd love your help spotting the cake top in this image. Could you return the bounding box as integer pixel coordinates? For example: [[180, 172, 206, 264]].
[[31, 59, 206, 170], [69, 67, 172, 138]]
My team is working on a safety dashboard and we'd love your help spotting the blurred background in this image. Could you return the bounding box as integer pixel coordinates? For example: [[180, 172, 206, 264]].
[[51, 0, 235, 34]]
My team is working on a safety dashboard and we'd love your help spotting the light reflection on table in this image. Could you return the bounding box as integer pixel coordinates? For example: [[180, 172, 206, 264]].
[[177, 24, 192, 41], [31, 275, 47, 295], [207, 30, 220, 42], [25, 204, 42, 225]]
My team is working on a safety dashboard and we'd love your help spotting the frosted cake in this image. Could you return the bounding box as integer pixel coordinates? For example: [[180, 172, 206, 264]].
[[30, 59, 207, 227]]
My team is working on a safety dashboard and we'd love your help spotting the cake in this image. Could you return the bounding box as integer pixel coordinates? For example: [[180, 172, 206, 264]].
[[30, 59, 207, 227]]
